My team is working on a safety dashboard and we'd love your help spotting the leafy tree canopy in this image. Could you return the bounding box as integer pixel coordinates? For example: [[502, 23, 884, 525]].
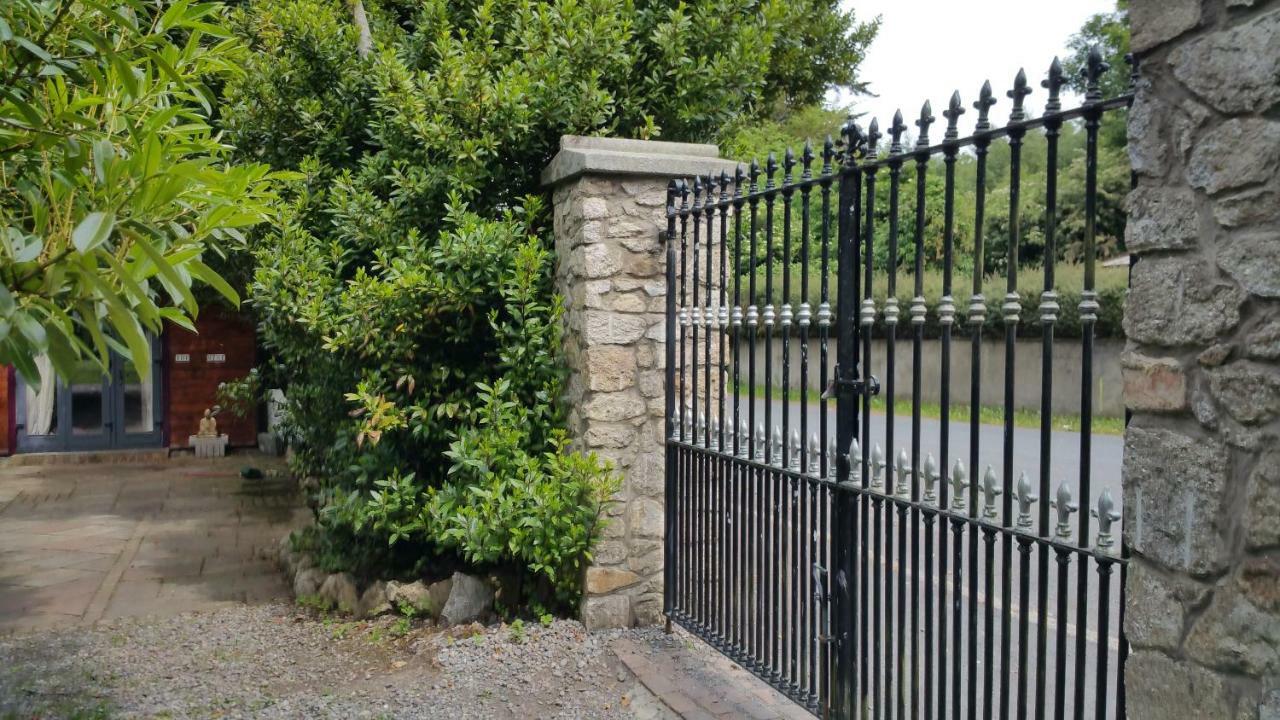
[[0, 0, 286, 383]]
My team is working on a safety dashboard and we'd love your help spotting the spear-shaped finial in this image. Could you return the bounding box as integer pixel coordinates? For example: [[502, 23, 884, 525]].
[[1053, 482, 1079, 539], [749, 158, 761, 192], [1043, 56, 1065, 114], [738, 418, 750, 457], [771, 425, 783, 466], [789, 429, 802, 471], [1015, 471, 1037, 529], [896, 449, 912, 497], [754, 422, 766, 461], [1093, 487, 1121, 551], [765, 152, 778, 188], [915, 101, 935, 149], [691, 175, 704, 212], [696, 411, 706, 446], [733, 164, 746, 199], [809, 432, 821, 475], [943, 91, 965, 141], [1008, 68, 1031, 122], [922, 453, 939, 503], [1084, 44, 1110, 102], [849, 438, 862, 483], [822, 135, 835, 173], [871, 443, 886, 490], [840, 117, 864, 162], [783, 146, 796, 183], [982, 465, 1002, 520], [866, 117, 882, 155], [974, 80, 997, 132], [802, 140, 814, 179], [889, 109, 907, 155], [719, 169, 730, 203], [951, 458, 969, 511]]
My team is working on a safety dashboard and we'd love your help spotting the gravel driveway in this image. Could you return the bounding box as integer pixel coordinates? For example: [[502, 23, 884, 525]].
[[0, 603, 676, 719]]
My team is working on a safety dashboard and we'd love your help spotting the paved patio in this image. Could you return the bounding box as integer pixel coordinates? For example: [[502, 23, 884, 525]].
[[0, 455, 308, 633]]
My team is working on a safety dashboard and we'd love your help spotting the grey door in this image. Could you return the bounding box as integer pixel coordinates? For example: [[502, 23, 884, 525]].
[[15, 338, 163, 453]]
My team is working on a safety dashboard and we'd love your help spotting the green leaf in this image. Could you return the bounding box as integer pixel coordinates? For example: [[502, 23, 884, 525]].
[[71, 211, 115, 252], [188, 258, 240, 306]]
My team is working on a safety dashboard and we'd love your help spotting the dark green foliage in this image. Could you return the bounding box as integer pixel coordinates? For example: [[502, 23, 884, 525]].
[[223, 0, 875, 610]]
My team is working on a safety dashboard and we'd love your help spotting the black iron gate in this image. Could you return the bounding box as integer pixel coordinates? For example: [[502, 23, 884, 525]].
[[663, 47, 1133, 719]]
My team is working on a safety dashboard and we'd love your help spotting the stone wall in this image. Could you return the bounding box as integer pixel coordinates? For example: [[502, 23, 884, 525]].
[[544, 136, 738, 629], [1123, 1, 1280, 717]]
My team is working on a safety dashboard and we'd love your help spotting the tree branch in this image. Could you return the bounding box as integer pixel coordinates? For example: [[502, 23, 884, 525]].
[[350, 0, 372, 59]]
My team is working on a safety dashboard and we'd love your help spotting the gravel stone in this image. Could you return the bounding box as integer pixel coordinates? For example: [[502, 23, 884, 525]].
[[0, 603, 668, 719]]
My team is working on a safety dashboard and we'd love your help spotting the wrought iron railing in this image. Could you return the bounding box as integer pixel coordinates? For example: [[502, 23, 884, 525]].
[[664, 46, 1132, 719]]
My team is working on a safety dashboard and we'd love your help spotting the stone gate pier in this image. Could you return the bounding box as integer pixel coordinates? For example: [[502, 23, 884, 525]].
[[543, 136, 737, 629], [1123, 0, 1280, 717]]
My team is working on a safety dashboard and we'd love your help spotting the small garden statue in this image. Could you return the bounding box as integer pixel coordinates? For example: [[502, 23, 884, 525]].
[[197, 408, 218, 437]]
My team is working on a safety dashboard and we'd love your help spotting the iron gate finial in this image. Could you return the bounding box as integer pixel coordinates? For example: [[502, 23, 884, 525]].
[[951, 458, 968, 511], [974, 80, 996, 131], [1093, 488, 1121, 551], [943, 91, 965, 141], [1053, 482, 1079, 539], [1007, 68, 1031, 122], [1043, 56, 1065, 113], [922, 453, 939, 503], [1084, 44, 1110, 102], [915, 101, 935, 149], [1015, 471, 1038, 530], [982, 465, 1002, 520]]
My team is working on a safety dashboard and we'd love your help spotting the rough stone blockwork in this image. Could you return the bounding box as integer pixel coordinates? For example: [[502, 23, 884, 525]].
[[544, 136, 738, 629], [1124, 1, 1280, 717]]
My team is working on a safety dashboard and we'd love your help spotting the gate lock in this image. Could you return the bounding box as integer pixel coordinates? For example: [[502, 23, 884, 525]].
[[821, 364, 881, 400]]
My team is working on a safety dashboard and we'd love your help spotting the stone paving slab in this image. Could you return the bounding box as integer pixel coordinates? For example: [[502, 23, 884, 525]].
[[615, 632, 815, 720], [0, 455, 307, 633]]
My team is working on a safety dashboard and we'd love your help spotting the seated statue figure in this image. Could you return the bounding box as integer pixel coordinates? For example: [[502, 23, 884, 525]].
[[197, 409, 218, 438]]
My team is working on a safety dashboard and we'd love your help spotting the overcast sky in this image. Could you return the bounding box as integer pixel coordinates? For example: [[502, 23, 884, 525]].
[[835, 0, 1116, 133]]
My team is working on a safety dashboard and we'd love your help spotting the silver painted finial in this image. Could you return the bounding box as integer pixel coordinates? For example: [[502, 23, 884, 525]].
[[1053, 482, 1079, 539], [951, 458, 969, 511], [1093, 488, 1121, 551], [923, 453, 939, 504], [982, 465, 1002, 520], [1015, 471, 1037, 530]]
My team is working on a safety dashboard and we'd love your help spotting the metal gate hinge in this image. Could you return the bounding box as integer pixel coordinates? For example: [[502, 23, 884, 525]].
[[822, 364, 881, 399]]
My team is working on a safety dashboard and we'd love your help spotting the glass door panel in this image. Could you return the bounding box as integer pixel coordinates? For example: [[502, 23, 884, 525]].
[[68, 357, 108, 436]]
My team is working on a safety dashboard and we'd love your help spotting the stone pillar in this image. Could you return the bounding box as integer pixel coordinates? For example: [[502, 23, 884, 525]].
[[1123, 2, 1280, 717], [543, 136, 739, 629]]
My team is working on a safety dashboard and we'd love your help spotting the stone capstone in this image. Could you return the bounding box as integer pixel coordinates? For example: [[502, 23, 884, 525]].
[[440, 572, 494, 626], [319, 572, 360, 614], [1124, 425, 1231, 575]]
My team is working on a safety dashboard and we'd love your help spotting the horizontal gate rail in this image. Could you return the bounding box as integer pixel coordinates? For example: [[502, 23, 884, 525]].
[[664, 45, 1133, 720]]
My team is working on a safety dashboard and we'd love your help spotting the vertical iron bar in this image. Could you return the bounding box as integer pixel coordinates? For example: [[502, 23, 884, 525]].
[[679, 181, 691, 618], [1000, 69, 1031, 720], [800, 143, 815, 705], [913, 101, 934, 720], [861, 119, 880, 720], [818, 138, 834, 716], [764, 155, 780, 682], [1074, 47, 1107, 720], [665, 181, 679, 629], [834, 119, 863, 720], [969, 80, 995, 720], [782, 148, 798, 693], [704, 174, 716, 632], [1096, 558, 1114, 720], [1036, 57, 1065, 720], [939, 91, 965, 720], [718, 172, 730, 646], [1054, 549, 1071, 720], [885, 111, 906, 720], [733, 166, 746, 656], [747, 160, 763, 670]]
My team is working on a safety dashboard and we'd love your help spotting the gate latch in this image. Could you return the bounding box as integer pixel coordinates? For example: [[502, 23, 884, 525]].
[[821, 364, 882, 399]]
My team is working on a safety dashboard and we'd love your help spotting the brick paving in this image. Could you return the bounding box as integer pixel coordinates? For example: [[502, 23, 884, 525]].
[[615, 633, 814, 720], [0, 454, 308, 633]]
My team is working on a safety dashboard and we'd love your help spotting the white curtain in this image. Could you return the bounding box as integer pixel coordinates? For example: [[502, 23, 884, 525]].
[[137, 346, 154, 432], [24, 355, 56, 436]]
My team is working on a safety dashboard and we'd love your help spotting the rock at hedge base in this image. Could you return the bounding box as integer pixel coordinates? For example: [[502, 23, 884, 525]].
[[440, 572, 494, 626], [319, 572, 360, 614]]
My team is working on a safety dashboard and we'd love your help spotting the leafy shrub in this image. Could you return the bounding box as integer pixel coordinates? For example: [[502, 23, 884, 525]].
[[222, 0, 876, 611]]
